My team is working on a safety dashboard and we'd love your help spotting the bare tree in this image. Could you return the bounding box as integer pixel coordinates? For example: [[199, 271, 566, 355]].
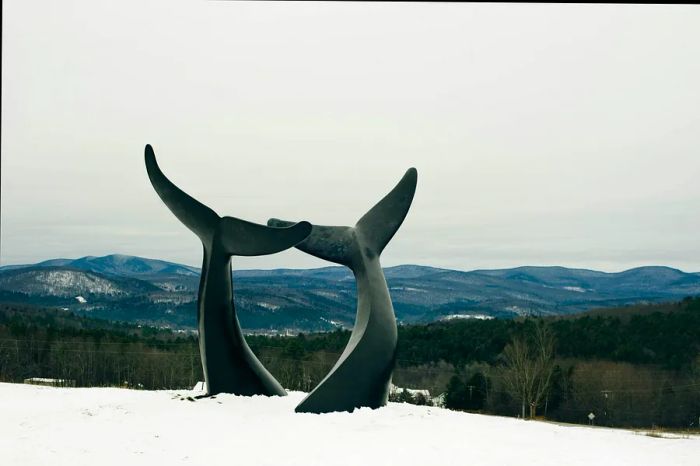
[[501, 320, 556, 419]]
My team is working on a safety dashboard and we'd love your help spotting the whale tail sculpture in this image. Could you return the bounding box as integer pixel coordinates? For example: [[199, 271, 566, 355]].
[[269, 167, 417, 413], [145, 145, 309, 257], [145, 144, 311, 396]]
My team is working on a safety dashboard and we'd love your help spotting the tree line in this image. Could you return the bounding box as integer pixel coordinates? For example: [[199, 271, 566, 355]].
[[0, 298, 698, 429]]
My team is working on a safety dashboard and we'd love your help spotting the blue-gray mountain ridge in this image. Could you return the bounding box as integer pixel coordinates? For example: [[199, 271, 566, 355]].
[[1, 254, 698, 333]]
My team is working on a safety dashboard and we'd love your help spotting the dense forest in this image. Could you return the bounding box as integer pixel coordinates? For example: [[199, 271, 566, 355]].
[[0, 298, 698, 429]]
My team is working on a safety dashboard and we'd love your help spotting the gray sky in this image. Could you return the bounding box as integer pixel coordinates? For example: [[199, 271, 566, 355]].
[[2, 1, 699, 272]]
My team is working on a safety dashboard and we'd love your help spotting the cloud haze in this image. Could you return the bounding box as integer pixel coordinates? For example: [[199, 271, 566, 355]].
[[2, 1, 699, 272]]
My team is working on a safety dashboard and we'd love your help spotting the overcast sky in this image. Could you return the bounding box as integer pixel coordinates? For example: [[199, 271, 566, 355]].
[[2, 1, 699, 272]]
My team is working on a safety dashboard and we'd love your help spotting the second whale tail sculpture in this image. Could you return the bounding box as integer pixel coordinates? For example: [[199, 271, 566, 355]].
[[269, 167, 417, 413], [145, 144, 311, 396]]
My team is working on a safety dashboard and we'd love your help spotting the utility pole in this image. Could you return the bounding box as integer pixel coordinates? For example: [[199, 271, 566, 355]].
[[601, 390, 612, 426]]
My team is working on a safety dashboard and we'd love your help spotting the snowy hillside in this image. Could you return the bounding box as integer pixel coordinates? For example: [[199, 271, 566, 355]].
[[0, 269, 127, 297], [1, 383, 697, 466], [0, 267, 160, 298], [4, 254, 700, 332]]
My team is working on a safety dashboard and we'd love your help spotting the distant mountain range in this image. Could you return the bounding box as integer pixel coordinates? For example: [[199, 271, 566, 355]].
[[1, 254, 699, 333]]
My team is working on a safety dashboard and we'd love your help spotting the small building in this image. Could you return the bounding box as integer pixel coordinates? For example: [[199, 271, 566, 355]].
[[24, 378, 76, 387], [389, 383, 431, 399]]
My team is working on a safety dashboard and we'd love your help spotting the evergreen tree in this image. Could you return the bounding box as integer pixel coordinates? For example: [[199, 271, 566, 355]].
[[444, 375, 468, 410]]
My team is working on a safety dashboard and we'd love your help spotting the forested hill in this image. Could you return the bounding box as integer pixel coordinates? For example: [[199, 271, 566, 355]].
[[1, 254, 700, 331], [1, 299, 698, 428], [2, 296, 698, 371], [249, 296, 700, 371]]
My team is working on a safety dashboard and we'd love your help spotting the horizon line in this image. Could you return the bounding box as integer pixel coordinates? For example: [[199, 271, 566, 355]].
[[0, 253, 698, 275]]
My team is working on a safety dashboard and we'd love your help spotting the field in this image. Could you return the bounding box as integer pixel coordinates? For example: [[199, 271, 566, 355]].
[[1, 382, 697, 466]]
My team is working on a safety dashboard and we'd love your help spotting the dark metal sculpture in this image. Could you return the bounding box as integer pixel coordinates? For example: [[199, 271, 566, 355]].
[[269, 167, 417, 413], [144, 144, 311, 396]]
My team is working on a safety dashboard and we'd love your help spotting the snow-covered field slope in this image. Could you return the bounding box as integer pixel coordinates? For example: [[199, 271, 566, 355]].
[[1, 383, 697, 466]]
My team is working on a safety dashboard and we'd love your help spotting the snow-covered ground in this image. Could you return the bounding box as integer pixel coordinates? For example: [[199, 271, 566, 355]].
[[1, 382, 697, 466]]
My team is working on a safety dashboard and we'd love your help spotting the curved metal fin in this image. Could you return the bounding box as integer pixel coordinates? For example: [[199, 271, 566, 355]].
[[144, 144, 219, 242], [221, 217, 312, 257], [355, 167, 417, 256], [268, 219, 355, 267]]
